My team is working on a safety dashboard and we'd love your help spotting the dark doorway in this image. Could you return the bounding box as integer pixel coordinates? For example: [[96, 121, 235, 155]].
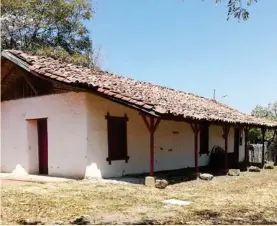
[[37, 118, 48, 175], [234, 128, 240, 168]]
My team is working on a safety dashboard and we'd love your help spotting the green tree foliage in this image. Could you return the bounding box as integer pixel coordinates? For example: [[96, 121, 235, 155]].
[[215, 0, 257, 21], [1, 0, 99, 67], [249, 101, 277, 143]]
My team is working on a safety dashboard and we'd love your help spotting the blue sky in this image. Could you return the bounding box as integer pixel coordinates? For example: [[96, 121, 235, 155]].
[[88, 0, 277, 114]]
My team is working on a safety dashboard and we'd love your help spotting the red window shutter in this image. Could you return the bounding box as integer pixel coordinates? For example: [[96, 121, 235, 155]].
[[106, 114, 129, 164]]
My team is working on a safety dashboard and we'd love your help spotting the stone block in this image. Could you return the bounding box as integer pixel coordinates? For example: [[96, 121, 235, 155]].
[[228, 169, 240, 176], [264, 163, 274, 169], [199, 173, 214, 180], [145, 176, 156, 187]]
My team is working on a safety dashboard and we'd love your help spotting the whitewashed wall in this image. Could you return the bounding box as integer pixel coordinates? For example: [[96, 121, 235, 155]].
[[84, 93, 239, 178], [1, 90, 244, 179], [209, 126, 234, 153], [239, 130, 245, 162], [209, 126, 245, 162], [1, 92, 87, 178]]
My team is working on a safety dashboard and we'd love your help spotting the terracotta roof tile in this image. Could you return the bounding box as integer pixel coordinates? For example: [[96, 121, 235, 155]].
[[97, 87, 105, 93], [2, 50, 277, 127], [143, 104, 154, 110], [122, 96, 131, 101]]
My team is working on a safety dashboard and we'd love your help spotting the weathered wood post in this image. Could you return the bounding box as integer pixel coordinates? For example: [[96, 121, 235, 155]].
[[190, 123, 200, 178], [140, 114, 161, 176], [244, 127, 249, 168], [261, 127, 266, 167], [222, 125, 231, 174]]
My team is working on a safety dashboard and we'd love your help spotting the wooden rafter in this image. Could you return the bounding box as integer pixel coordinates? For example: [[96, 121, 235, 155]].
[[153, 118, 161, 132], [222, 125, 231, 139], [190, 123, 200, 135], [1, 65, 16, 86], [21, 70, 39, 95], [141, 114, 151, 132]]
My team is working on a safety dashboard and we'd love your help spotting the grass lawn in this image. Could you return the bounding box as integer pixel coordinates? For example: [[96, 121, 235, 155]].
[[1, 168, 277, 225]]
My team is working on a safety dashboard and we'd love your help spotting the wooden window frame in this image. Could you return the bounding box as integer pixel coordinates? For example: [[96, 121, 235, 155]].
[[105, 112, 129, 165], [199, 123, 210, 156]]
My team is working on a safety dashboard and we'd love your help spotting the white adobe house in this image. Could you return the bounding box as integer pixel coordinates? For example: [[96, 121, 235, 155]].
[[1, 50, 277, 179]]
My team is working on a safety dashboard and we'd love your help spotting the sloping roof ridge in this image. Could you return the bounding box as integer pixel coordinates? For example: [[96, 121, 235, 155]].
[[2, 49, 277, 128], [102, 69, 215, 103], [212, 99, 241, 112], [4, 49, 216, 103]]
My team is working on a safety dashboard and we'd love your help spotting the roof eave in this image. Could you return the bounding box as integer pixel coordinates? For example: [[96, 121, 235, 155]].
[[1, 50, 160, 118], [2, 50, 276, 128]]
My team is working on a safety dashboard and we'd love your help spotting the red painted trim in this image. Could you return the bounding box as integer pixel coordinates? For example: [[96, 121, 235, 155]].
[[190, 123, 196, 134], [140, 114, 162, 176], [141, 114, 151, 132], [194, 130, 199, 176], [153, 118, 161, 132], [38, 118, 48, 175], [150, 117, 155, 176], [190, 123, 200, 176], [222, 125, 230, 173]]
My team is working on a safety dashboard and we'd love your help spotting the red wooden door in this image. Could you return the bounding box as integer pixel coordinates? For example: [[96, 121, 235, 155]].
[[38, 119, 48, 175]]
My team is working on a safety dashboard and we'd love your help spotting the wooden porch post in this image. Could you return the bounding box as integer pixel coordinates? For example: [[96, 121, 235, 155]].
[[190, 123, 200, 177], [140, 114, 161, 176], [244, 127, 249, 167], [149, 117, 155, 175], [222, 125, 231, 174], [261, 127, 266, 167]]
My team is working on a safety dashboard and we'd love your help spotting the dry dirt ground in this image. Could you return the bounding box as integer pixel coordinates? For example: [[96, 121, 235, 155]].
[[1, 168, 277, 225]]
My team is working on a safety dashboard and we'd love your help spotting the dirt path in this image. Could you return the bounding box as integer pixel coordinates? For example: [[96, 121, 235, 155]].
[[0, 179, 39, 186]]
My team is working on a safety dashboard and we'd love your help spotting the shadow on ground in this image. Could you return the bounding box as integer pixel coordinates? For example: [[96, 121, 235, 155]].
[[107, 166, 247, 185]]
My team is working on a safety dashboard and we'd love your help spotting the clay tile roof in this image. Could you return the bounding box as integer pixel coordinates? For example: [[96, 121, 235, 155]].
[[2, 50, 277, 128]]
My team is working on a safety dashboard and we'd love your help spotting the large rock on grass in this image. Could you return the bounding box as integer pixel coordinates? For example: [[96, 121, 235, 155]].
[[17, 219, 44, 225], [248, 166, 261, 172], [199, 173, 214, 180], [228, 169, 240, 176], [155, 179, 168, 189], [70, 216, 90, 225], [264, 162, 274, 169]]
